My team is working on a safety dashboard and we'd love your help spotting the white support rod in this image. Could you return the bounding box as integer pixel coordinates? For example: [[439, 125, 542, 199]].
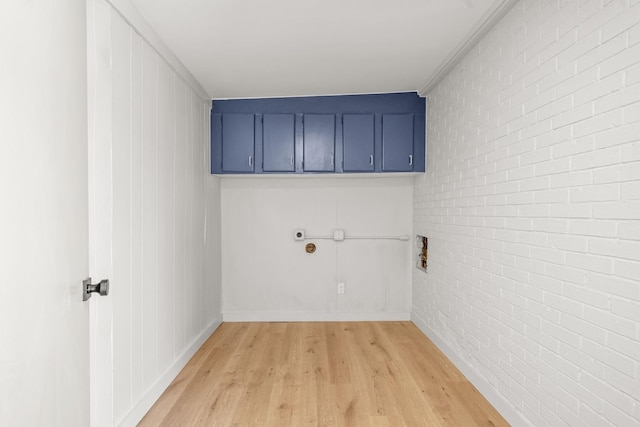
[[345, 235, 410, 241], [303, 235, 410, 241]]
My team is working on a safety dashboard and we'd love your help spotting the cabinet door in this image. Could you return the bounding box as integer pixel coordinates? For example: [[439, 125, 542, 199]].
[[382, 114, 414, 172], [263, 114, 295, 172], [303, 114, 335, 172], [222, 113, 255, 172], [343, 114, 374, 172]]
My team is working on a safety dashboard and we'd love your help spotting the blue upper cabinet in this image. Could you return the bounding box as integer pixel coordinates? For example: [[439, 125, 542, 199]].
[[303, 114, 335, 172], [211, 113, 255, 173], [382, 114, 414, 172], [343, 114, 375, 172], [210, 92, 425, 175], [263, 114, 295, 172]]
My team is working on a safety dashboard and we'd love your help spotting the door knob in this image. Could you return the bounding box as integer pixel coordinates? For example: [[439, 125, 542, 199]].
[[83, 277, 109, 301]]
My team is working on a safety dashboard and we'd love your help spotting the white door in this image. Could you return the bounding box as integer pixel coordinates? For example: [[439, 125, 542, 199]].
[[0, 1, 91, 426]]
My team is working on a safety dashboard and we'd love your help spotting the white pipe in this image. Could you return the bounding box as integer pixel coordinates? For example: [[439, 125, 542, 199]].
[[345, 235, 410, 241], [304, 235, 410, 241]]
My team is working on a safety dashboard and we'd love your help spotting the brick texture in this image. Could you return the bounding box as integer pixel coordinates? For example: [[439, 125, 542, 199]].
[[413, 1, 640, 425]]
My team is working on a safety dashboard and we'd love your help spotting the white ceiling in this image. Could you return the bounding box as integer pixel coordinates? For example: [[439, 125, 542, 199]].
[[128, 0, 510, 99]]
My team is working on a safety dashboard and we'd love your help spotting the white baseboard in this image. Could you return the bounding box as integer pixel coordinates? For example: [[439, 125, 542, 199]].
[[410, 314, 534, 427], [117, 315, 223, 427], [223, 311, 411, 322]]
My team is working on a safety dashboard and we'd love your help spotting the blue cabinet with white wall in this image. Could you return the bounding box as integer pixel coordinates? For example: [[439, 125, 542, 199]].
[[343, 114, 375, 172], [303, 114, 336, 172], [382, 114, 415, 172], [218, 113, 255, 173], [263, 114, 295, 172], [210, 92, 425, 174]]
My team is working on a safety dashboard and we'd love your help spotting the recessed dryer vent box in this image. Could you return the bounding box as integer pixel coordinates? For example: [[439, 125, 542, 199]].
[[416, 235, 428, 272]]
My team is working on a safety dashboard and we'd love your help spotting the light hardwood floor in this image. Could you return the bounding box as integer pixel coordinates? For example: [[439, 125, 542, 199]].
[[139, 322, 509, 426]]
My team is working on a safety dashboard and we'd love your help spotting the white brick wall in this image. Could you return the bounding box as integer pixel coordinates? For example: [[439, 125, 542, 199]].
[[412, 1, 640, 426]]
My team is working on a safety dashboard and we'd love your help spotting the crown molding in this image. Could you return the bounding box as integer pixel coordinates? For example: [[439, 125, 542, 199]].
[[105, 0, 210, 100], [418, 0, 520, 97]]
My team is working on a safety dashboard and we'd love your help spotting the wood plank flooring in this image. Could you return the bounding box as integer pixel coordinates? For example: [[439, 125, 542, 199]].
[[139, 322, 509, 426]]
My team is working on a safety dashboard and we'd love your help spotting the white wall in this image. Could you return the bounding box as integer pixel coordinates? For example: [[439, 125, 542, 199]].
[[222, 176, 413, 321], [0, 1, 90, 425], [413, 1, 640, 426], [87, 1, 221, 425]]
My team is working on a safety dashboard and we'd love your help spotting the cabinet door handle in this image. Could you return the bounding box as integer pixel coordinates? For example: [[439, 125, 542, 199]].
[[248, 155, 253, 167], [369, 155, 374, 165], [290, 156, 294, 166], [330, 154, 334, 167], [409, 154, 413, 166]]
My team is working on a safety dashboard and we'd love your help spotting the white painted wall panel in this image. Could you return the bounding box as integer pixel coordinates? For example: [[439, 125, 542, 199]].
[[129, 24, 145, 408], [413, 1, 640, 426], [174, 79, 188, 354], [221, 177, 413, 321], [88, 1, 222, 425], [141, 39, 159, 393], [191, 91, 209, 334], [111, 11, 133, 420]]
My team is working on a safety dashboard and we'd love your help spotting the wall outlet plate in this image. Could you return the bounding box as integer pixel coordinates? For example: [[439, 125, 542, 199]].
[[337, 282, 345, 294], [333, 229, 345, 241]]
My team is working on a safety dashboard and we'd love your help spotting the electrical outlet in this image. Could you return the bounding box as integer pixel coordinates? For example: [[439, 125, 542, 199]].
[[337, 282, 345, 294]]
